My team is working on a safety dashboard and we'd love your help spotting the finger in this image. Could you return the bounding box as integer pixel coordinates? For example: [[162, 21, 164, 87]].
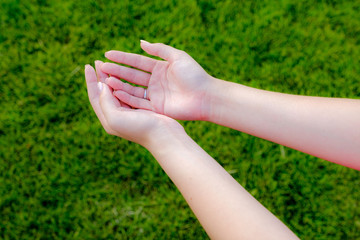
[[95, 60, 130, 108], [140, 40, 184, 62], [85, 64, 99, 100], [84, 65, 115, 134], [105, 50, 158, 72], [99, 83, 122, 122], [106, 77, 146, 99], [113, 90, 153, 111], [119, 100, 131, 109], [95, 60, 108, 83], [101, 62, 151, 86]]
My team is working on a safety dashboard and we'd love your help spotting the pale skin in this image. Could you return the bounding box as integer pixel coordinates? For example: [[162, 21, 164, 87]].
[[85, 64, 299, 239], [85, 40, 359, 238], [100, 40, 360, 170]]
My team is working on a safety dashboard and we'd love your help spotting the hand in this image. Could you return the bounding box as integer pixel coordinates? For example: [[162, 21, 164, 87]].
[[100, 41, 215, 121], [85, 64, 184, 148]]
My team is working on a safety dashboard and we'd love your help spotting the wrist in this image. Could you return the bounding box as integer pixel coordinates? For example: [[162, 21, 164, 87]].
[[142, 118, 188, 152], [201, 77, 228, 122]]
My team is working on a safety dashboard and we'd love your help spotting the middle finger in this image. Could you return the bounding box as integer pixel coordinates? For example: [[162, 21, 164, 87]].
[[102, 62, 151, 86]]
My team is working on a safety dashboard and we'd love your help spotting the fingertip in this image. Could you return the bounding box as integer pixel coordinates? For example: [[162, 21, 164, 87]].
[[101, 62, 116, 74], [106, 76, 116, 82], [140, 40, 152, 52], [85, 64, 90, 69], [95, 60, 103, 65], [112, 89, 122, 98], [101, 62, 109, 71], [140, 39, 150, 45], [105, 51, 113, 58], [85, 64, 96, 76]]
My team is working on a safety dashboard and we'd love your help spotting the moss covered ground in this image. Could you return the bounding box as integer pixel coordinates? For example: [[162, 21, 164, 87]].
[[0, 0, 359, 239]]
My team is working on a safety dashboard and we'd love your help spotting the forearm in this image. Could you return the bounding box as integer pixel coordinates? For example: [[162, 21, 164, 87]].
[[146, 129, 298, 239], [206, 78, 360, 169]]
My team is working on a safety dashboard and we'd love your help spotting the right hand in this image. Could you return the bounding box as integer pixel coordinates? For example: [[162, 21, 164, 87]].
[[100, 41, 215, 121]]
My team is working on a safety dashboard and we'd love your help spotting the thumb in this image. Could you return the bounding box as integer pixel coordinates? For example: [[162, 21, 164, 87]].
[[140, 40, 183, 61], [99, 82, 121, 121]]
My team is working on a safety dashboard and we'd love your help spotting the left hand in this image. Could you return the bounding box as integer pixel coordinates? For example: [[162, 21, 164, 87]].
[[85, 64, 184, 148]]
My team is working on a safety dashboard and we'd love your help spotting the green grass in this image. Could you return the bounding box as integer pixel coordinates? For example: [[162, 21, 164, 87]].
[[1, 0, 360, 239]]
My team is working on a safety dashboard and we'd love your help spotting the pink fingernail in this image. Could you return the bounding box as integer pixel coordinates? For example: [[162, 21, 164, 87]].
[[97, 82, 103, 91], [140, 40, 150, 44]]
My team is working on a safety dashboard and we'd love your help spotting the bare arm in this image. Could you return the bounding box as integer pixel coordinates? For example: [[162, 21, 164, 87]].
[[205, 79, 360, 169], [101, 41, 360, 170], [147, 128, 298, 240], [85, 64, 299, 239]]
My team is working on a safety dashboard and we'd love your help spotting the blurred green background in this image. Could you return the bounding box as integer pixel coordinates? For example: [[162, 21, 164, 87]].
[[1, 0, 359, 239]]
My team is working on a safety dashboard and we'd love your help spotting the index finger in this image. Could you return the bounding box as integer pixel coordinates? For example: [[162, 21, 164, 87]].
[[85, 65, 112, 130], [105, 50, 159, 72], [85, 64, 99, 103]]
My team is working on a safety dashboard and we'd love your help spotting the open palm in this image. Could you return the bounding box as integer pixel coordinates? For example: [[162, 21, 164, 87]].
[[101, 41, 214, 120]]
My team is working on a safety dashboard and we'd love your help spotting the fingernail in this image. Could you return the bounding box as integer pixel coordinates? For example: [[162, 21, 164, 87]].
[[98, 82, 103, 91], [140, 40, 150, 44]]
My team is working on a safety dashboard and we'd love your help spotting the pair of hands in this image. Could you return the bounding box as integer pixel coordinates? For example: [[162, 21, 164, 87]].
[[85, 41, 214, 147]]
